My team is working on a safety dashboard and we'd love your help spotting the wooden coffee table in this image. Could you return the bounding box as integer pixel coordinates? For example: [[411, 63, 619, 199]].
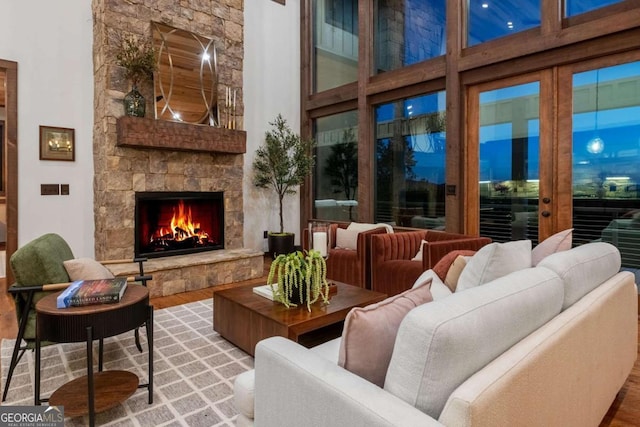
[[213, 282, 386, 356]]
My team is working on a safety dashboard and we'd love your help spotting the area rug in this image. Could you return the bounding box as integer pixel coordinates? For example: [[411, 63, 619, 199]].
[[0, 299, 253, 426]]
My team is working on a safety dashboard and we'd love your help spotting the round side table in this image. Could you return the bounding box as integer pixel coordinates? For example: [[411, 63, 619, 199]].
[[35, 284, 153, 427]]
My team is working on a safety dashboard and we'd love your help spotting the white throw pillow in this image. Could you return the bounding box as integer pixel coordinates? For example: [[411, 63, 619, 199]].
[[335, 227, 359, 250], [411, 239, 428, 261], [412, 269, 452, 300], [347, 222, 394, 234], [63, 258, 115, 281], [456, 240, 532, 291]]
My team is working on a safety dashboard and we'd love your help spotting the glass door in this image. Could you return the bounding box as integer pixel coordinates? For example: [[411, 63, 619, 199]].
[[558, 57, 640, 268], [467, 72, 554, 244]]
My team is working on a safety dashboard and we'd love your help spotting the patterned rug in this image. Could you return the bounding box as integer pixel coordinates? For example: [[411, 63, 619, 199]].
[[0, 299, 253, 426]]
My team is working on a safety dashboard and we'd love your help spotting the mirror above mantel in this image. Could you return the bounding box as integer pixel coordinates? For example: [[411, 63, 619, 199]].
[[152, 22, 219, 125]]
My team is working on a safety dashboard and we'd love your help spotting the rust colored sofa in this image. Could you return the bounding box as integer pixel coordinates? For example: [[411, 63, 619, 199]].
[[370, 230, 491, 296], [304, 223, 389, 288]]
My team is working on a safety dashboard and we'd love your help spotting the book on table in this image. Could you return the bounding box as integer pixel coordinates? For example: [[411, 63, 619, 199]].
[[252, 284, 276, 301], [56, 277, 128, 308]]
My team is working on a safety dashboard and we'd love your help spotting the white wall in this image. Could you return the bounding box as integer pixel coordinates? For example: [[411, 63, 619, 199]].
[[0, 0, 297, 258], [0, 0, 95, 257], [244, 0, 301, 252]]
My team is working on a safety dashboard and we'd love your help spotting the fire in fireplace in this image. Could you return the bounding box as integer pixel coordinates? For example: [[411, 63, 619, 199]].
[[135, 191, 224, 258]]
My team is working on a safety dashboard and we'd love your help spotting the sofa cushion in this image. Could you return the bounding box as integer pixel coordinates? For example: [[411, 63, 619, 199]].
[[537, 241, 621, 310], [335, 227, 359, 250], [338, 281, 434, 387], [63, 258, 115, 280], [234, 370, 256, 420], [384, 267, 564, 419], [531, 228, 573, 266], [456, 240, 532, 291]]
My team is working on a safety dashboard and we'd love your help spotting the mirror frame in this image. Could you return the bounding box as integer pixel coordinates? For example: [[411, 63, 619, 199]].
[[152, 22, 219, 125]]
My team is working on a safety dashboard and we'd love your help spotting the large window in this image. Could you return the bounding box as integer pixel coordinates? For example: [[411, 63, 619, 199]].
[[564, 0, 624, 17], [313, 111, 359, 221], [467, 0, 540, 47], [572, 61, 640, 268], [313, 0, 358, 92], [375, 92, 446, 227], [375, 0, 446, 73]]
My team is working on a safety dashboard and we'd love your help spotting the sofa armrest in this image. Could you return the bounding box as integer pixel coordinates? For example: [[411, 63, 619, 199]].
[[422, 237, 492, 270], [254, 336, 442, 427]]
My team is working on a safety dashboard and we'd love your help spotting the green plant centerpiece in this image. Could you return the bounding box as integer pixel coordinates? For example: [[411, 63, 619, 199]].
[[267, 249, 330, 311], [253, 114, 316, 256], [114, 34, 157, 117]]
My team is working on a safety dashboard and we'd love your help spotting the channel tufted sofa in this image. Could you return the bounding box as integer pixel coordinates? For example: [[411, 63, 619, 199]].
[[370, 230, 491, 295], [234, 242, 637, 426]]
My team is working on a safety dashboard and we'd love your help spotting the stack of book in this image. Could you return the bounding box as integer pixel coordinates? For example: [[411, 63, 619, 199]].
[[56, 277, 128, 308]]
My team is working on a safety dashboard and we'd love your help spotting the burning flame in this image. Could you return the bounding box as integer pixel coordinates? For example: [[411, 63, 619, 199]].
[[152, 200, 209, 244]]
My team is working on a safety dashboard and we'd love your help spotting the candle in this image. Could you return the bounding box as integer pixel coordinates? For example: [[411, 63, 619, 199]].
[[313, 232, 327, 257]]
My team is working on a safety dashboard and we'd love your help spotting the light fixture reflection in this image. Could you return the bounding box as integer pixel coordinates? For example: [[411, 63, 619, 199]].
[[586, 136, 604, 154], [587, 69, 604, 154]]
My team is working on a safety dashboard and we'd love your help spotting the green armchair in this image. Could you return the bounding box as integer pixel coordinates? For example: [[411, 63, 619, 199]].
[[2, 233, 150, 401]]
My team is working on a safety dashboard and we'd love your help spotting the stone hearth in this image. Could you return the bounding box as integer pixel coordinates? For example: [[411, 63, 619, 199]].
[[108, 249, 263, 298]]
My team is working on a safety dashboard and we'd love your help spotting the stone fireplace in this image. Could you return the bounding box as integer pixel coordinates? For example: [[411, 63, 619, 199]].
[[92, 1, 263, 297], [135, 191, 225, 258]]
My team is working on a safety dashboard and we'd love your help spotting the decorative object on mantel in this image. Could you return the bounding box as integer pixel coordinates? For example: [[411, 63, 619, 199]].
[[253, 114, 316, 257], [224, 86, 238, 129], [115, 34, 157, 117], [267, 250, 330, 311], [39, 126, 75, 161]]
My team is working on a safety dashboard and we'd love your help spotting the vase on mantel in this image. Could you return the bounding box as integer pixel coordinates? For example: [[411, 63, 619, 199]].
[[124, 84, 145, 117]]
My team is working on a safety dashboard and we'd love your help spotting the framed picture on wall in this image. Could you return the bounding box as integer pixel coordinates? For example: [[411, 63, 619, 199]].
[[39, 126, 75, 161]]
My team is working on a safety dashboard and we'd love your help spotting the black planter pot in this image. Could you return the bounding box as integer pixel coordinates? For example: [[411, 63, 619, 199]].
[[268, 233, 295, 258]]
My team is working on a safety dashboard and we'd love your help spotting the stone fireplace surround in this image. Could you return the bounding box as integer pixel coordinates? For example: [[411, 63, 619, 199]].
[[92, 1, 263, 297], [100, 117, 263, 298]]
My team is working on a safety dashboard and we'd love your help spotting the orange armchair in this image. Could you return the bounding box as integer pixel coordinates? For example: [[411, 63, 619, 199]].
[[304, 223, 388, 288], [370, 230, 491, 296]]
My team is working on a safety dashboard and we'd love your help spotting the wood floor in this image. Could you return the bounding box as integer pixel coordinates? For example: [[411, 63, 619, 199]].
[[1, 265, 639, 425]]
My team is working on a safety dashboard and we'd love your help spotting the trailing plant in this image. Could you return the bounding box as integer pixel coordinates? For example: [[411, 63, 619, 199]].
[[253, 114, 316, 234], [115, 34, 157, 87], [267, 250, 330, 311]]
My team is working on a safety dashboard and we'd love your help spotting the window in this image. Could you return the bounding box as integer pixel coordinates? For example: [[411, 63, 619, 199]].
[[313, 111, 359, 221], [375, 92, 446, 228], [565, 0, 624, 17], [572, 61, 640, 267], [467, 0, 540, 47], [375, 0, 446, 73], [313, 0, 358, 92]]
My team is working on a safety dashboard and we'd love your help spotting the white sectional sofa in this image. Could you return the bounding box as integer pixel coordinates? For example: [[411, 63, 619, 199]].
[[234, 242, 638, 426]]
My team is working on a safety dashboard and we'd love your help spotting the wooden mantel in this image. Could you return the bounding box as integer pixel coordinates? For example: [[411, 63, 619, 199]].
[[116, 116, 246, 154]]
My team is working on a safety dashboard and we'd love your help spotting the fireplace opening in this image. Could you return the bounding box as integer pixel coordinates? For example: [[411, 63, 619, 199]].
[[135, 191, 224, 258]]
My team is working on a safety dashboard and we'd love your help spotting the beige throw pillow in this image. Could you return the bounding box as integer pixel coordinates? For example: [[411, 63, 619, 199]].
[[338, 281, 433, 387], [335, 227, 359, 250], [531, 228, 573, 266], [456, 240, 532, 291], [63, 258, 115, 281], [444, 255, 470, 292]]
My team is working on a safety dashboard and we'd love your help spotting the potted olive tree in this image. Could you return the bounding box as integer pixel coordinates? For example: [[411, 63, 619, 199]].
[[253, 114, 315, 256]]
